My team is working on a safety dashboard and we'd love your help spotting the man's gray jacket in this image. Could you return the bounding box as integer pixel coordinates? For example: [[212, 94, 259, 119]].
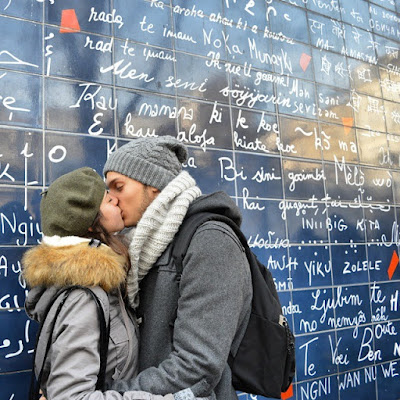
[[112, 191, 253, 399]]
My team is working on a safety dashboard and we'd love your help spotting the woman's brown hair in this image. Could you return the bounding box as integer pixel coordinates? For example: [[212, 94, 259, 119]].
[[84, 212, 131, 291]]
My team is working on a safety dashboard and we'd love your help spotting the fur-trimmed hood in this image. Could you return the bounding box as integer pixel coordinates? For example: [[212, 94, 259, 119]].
[[23, 238, 127, 292], [23, 238, 128, 324]]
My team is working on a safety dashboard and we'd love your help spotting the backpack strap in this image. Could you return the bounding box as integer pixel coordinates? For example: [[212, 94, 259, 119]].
[[172, 212, 245, 278], [172, 211, 283, 321], [29, 286, 110, 400]]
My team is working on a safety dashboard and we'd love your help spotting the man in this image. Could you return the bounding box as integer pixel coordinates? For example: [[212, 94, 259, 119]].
[[104, 136, 252, 399]]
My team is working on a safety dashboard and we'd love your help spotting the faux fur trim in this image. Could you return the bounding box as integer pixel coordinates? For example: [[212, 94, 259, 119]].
[[22, 242, 127, 292], [42, 235, 92, 247]]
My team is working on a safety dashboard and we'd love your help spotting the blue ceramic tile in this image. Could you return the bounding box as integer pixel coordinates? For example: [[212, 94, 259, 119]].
[[312, 48, 350, 90], [370, 0, 396, 11], [369, 4, 399, 41], [336, 327, 376, 373], [0, 129, 42, 186], [340, 0, 370, 30], [380, 68, 400, 103], [308, 12, 345, 54], [116, 89, 176, 139], [389, 136, 400, 170], [373, 319, 400, 363], [333, 284, 372, 334], [239, 200, 287, 249], [0, 247, 28, 312], [306, 0, 342, 19], [173, 10, 226, 59], [367, 243, 399, 282], [324, 160, 364, 202], [278, 77, 316, 119], [44, 133, 110, 184], [374, 35, 400, 71], [343, 25, 378, 68], [357, 130, 389, 167], [279, 291, 296, 330], [296, 375, 339, 400], [115, 0, 172, 48], [0, 0, 42, 22], [361, 167, 394, 204], [289, 244, 332, 289], [230, 69, 275, 112], [377, 360, 400, 400], [295, 331, 338, 379], [273, 41, 313, 80], [348, 59, 381, 96], [0, 71, 42, 128], [178, 99, 232, 151], [317, 85, 354, 125], [279, 117, 323, 160], [173, 0, 222, 17], [0, 311, 37, 372], [331, 244, 368, 285], [113, 39, 175, 95], [232, 108, 279, 154], [0, 188, 41, 246], [252, 248, 293, 293], [184, 148, 236, 196], [46, 0, 112, 36], [228, 27, 274, 73], [45, 78, 115, 135], [321, 123, 358, 164], [269, 1, 309, 44], [365, 206, 396, 244], [384, 99, 400, 135], [285, 200, 329, 244], [327, 206, 366, 244], [0, 370, 31, 399], [175, 52, 229, 103], [354, 94, 387, 133], [280, 0, 306, 7], [222, 25, 277, 75], [283, 160, 325, 200], [45, 26, 113, 85], [292, 287, 335, 334], [235, 153, 283, 199], [222, 0, 265, 30], [0, 16, 42, 74], [370, 281, 400, 322], [338, 370, 376, 400]]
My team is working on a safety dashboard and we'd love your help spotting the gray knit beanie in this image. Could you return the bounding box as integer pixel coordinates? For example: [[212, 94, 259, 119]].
[[103, 136, 188, 190], [41, 167, 106, 237]]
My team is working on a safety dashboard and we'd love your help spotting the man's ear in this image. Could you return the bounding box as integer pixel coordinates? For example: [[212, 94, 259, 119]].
[[148, 186, 160, 200]]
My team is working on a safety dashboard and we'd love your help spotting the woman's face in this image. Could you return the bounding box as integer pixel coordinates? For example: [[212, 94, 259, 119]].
[[98, 191, 125, 233]]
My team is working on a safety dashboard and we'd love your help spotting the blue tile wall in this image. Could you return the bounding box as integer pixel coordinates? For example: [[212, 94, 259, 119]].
[[1, 1, 400, 399]]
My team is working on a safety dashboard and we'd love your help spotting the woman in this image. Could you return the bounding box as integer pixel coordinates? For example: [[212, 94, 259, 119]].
[[23, 167, 176, 400]]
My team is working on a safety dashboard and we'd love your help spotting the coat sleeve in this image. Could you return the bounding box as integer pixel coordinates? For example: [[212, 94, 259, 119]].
[[111, 223, 252, 397], [43, 289, 173, 400]]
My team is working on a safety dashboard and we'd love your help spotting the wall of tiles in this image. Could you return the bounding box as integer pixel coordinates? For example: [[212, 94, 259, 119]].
[[0, 0, 400, 399]]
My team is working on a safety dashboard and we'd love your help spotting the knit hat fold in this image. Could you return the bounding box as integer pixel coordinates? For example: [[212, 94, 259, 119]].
[[103, 136, 187, 190]]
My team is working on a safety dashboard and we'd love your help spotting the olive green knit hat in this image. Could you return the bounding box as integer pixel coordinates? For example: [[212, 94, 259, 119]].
[[40, 167, 106, 237]]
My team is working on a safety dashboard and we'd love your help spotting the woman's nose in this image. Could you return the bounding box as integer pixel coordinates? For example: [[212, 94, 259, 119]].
[[109, 194, 119, 205]]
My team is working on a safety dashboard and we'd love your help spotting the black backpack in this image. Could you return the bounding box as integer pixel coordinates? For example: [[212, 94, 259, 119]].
[[172, 212, 296, 399]]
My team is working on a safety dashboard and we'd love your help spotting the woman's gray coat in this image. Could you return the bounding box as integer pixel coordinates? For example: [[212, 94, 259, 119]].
[[23, 239, 173, 400]]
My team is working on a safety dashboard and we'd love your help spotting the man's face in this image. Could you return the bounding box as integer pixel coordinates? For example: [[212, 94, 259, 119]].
[[106, 172, 159, 227]]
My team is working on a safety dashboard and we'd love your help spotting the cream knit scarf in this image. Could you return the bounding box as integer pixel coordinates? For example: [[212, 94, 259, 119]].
[[124, 171, 202, 308]]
